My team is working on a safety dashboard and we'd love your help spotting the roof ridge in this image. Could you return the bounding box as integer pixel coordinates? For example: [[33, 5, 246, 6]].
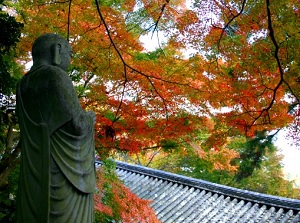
[[112, 161, 300, 211]]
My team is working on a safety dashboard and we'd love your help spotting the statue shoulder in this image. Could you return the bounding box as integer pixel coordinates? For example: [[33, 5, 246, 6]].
[[33, 65, 73, 86], [43, 65, 70, 78]]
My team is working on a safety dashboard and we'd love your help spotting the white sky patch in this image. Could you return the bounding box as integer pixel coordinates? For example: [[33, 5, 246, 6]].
[[247, 29, 268, 44], [274, 129, 300, 188], [139, 31, 168, 52], [25, 61, 33, 71], [185, 0, 193, 9]]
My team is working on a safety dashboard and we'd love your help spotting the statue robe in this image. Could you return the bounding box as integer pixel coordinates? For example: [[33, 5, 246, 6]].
[[16, 65, 96, 223]]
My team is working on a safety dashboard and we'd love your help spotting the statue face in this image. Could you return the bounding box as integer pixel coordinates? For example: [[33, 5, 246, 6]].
[[58, 43, 73, 71]]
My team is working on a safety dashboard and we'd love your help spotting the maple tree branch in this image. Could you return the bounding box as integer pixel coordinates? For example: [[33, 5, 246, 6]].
[[95, 0, 129, 121], [114, 77, 128, 122], [53, 23, 68, 30], [95, 1, 126, 66], [241, 0, 289, 133], [227, 0, 296, 134], [68, 0, 72, 40], [36, 0, 72, 39], [146, 77, 170, 118], [82, 73, 95, 92], [283, 79, 300, 103], [80, 24, 102, 37], [266, 0, 283, 79], [124, 63, 206, 93], [155, 30, 165, 53], [247, 0, 282, 128], [217, 0, 246, 50], [95, 0, 171, 119], [151, 0, 169, 38], [94, 0, 208, 121], [145, 149, 161, 167]]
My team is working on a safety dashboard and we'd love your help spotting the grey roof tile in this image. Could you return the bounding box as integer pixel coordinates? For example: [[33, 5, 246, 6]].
[[96, 161, 300, 222]]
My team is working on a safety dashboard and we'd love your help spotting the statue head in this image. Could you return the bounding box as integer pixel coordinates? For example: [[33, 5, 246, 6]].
[[32, 33, 72, 71]]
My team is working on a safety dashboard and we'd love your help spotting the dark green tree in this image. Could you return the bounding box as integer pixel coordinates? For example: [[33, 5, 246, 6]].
[[233, 131, 276, 181], [0, 0, 23, 221]]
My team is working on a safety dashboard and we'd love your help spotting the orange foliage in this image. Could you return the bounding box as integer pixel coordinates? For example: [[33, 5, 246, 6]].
[[14, 0, 300, 163], [210, 147, 240, 172], [94, 167, 161, 223], [191, 137, 240, 173]]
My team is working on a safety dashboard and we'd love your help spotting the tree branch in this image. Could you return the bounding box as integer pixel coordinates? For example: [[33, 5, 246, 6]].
[[246, 0, 283, 130], [95, 0, 172, 120], [151, 0, 169, 38], [67, 0, 72, 41], [217, 0, 247, 50]]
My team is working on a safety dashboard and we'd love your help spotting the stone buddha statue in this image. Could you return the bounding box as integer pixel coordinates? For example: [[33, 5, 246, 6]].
[[16, 33, 96, 223]]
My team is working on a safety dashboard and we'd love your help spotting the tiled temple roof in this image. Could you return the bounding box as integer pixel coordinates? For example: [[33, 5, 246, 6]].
[[103, 161, 300, 223]]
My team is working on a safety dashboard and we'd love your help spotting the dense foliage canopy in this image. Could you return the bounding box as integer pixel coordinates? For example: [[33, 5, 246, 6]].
[[12, 0, 300, 153]]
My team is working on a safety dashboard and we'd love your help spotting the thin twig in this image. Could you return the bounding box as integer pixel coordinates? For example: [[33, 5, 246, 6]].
[[151, 0, 169, 38], [217, 0, 246, 50], [67, 0, 72, 41]]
